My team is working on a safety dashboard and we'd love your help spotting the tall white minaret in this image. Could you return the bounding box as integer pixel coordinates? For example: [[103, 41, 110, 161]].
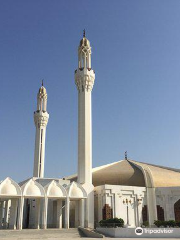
[[75, 31, 95, 228], [33, 82, 49, 178]]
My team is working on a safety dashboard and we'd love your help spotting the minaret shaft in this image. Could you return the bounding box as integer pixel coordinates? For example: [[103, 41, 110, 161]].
[[78, 90, 92, 184], [33, 124, 47, 178]]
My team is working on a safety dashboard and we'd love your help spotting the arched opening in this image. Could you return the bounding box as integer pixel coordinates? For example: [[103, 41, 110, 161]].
[[142, 205, 148, 223], [157, 205, 164, 221], [102, 204, 113, 220], [45, 181, 67, 229], [21, 179, 45, 229], [0, 178, 21, 230], [66, 182, 87, 228], [174, 199, 180, 222]]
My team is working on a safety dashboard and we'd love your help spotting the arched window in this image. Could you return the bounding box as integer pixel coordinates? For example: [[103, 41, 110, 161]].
[[174, 199, 180, 222], [142, 205, 148, 222], [102, 204, 113, 220], [157, 205, 164, 221]]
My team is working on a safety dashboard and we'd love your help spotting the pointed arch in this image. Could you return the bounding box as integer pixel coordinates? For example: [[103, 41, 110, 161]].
[[21, 179, 45, 197], [66, 182, 87, 199], [0, 177, 22, 197], [44, 180, 67, 198], [174, 199, 180, 222]]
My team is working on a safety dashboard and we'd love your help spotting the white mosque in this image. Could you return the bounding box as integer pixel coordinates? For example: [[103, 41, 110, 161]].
[[0, 33, 180, 230]]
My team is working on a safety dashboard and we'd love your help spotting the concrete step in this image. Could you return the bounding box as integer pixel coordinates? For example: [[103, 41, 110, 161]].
[[0, 228, 83, 239]]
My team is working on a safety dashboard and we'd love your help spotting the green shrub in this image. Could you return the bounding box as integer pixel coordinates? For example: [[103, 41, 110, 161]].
[[154, 220, 178, 228], [143, 221, 149, 227], [99, 218, 124, 228], [167, 220, 176, 228], [154, 220, 163, 228]]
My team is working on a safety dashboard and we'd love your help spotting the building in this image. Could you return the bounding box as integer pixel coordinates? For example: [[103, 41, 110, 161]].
[[0, 33, 180, 230]]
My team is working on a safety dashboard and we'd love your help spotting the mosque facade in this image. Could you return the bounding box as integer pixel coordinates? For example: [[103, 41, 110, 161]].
[[0, 34, 180, 230]]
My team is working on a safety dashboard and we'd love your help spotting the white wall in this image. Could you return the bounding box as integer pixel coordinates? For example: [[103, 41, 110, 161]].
[[94, 185, 146, 227]]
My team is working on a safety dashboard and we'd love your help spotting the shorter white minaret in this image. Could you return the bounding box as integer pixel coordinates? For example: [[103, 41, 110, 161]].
[[33, 82, 49, 178]]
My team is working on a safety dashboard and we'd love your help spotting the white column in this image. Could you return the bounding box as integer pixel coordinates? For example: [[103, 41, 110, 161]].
[[84, 189, 94, 228], [4, 200, 10, 229], [137, 198, 143, 227], [77, 86, 95, 228], [33, 123, 48, 178], [79, 199, 85, 227], [88, 53, 91, 68], [164, 195, 169, 221], [78, 90, 92, 185], [97, 194, 103, 222], [35, 199, 40, 229], [9, 199, 18, 229], [57, 199, 62, 228], [75, 201, 79, 227], [134, 199, 139, 227], [147, 187, 157, 226], [17, 197, 24, 230], [33, 127, 40, 177], [42, 197, 48, 229], [65, 198, 69, 229], [0, 201, 3, 229]]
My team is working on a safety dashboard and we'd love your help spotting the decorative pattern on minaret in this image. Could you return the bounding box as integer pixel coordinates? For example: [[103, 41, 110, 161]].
[[75, 33, 95, 92], [34, 113, 49, 128], [75, 73, 95, 92]]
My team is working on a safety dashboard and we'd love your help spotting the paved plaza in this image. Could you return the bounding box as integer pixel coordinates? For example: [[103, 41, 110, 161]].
[[0, 229, 180, 240], [0, 229, 84, 240]]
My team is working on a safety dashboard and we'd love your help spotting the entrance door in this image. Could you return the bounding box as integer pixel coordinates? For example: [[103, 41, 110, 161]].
[[174, 199, 180, 221]]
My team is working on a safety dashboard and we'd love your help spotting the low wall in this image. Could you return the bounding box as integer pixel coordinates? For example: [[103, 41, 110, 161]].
[[96, 227, 180, 238], [78, 227, 104, 238]]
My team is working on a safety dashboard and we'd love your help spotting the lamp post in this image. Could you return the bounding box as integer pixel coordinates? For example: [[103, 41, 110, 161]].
[[123, 198, 131, 227]]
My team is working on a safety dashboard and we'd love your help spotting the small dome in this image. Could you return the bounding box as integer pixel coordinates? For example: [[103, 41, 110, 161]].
[[80, 37, 90, 48], [38, 86, 47, 95]]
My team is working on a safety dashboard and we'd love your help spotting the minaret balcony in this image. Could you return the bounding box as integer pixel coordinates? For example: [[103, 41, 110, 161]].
[[74, 67, 95, 78], [34, 111, 49, 127]]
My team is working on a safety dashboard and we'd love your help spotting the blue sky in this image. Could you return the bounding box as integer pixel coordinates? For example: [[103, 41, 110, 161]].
[[1, 0, 180, 182]]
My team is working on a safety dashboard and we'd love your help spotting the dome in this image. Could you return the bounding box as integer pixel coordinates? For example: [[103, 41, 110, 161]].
[[66, 160, 180, 188], [130, 160, 180, 187], [93, 160, 145, 187], [79, 37, 90, 48], [38, 86, 47, 95]]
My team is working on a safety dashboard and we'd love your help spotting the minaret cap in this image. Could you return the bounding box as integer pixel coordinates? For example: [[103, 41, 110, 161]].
[[80, 29, 90, 47], [38, 80, 47, 95]]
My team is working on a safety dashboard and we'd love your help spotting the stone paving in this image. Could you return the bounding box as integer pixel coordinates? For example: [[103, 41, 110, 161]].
[[0, 229, 84, 240], [0, 229, 179, 240]]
